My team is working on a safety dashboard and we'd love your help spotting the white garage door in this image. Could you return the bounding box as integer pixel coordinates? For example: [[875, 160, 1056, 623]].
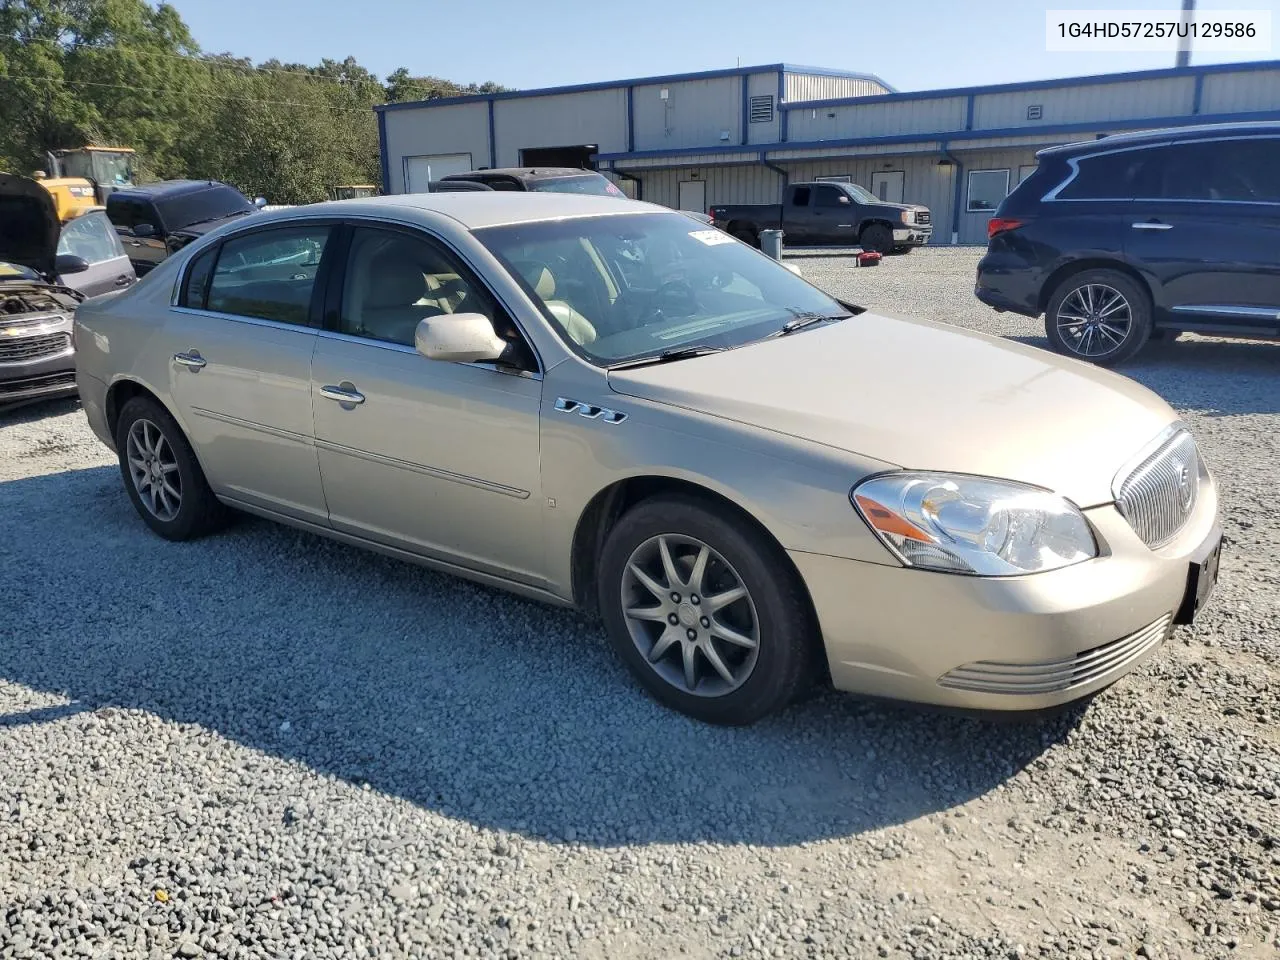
[[404, 154, 472, 193]]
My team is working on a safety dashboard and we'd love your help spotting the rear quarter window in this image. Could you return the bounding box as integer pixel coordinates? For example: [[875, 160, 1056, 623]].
[[1055, 149, 1153, 201]]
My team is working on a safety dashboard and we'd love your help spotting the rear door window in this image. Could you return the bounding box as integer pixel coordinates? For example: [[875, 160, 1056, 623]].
[[1056, 149, 1155, 200], [791, 187, 811, 207], [204, 226, 330, 325]]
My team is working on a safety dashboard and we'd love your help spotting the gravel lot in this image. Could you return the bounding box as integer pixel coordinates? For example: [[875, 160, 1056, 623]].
[[2, 247, 1278, 960]]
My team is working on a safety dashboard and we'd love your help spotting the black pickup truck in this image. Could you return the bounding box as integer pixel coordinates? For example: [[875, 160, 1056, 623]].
[[711, 181, 932, 254]]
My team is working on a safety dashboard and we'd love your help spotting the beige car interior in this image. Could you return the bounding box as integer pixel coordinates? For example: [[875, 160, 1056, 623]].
[[344, 233, 477, 346], [510, 261, 599, 346]]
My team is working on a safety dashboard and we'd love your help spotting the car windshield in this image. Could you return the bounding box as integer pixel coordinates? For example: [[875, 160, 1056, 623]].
[[526, 174, 627, 198], [93, 151, 136, 186], [843, 182, 878, 203], [475, 212, 852, 364], [157, 186, 254, 230]]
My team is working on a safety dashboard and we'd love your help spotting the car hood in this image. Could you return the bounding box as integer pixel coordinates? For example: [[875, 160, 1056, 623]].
[[867, 200, 928, 214], [0, 173, 60, 277], [606, 312, 1175, 508]]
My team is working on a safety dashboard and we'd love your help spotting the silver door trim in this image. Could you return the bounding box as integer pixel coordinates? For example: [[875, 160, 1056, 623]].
[[1131, 222, 1173, 230], [1169, 304, 1280, 321], [314, 438, 531, 499], [189, 406, 314, 446]]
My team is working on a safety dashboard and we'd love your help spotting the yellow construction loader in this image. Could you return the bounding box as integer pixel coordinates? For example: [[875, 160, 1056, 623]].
[[34, 146, 138, 221], [328, 184, 379, 200]]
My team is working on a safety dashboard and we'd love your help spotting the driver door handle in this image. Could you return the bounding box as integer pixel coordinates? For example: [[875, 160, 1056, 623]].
[[1131, 220, 1173, 231], [319, 384, 365, 405]]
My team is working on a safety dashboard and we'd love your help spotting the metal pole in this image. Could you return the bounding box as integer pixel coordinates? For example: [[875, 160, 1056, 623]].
[[1176, 0, 1195, 68]]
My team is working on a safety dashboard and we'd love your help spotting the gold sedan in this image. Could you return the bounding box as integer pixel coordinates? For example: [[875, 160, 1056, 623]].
[[72, 193, 1222, 725]]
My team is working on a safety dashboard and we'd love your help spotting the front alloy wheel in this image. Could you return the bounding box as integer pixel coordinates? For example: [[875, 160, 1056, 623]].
[[621, 534, 760, 696]]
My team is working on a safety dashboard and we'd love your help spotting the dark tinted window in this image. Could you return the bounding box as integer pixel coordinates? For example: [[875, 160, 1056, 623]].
[[57, 212, 126, 264], [792, 187, 811, 207], [340, 227, 501, 347], [1155, 137, 1280, 202], [181, 246, 218, 308], [814, 186, 848, 208], [107, 197, 157, 231], [1055, 149, 1154, 200], [205, 227, 329, 325], [156, 186, 254, 231]]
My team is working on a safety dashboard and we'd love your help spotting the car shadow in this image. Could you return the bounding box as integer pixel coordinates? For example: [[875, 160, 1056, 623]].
[[1, 465, 1085, 848], [1007, 334, 1280, 416], [0, 395, 81, 423]]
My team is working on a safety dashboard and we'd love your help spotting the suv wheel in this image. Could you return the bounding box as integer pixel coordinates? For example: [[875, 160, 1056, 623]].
[[1044, 269, 1153, 366], [597, 495, 815, 726]]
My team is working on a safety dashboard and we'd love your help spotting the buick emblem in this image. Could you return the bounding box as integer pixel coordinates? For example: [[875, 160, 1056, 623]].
[[1176, 464, 1194, 511]]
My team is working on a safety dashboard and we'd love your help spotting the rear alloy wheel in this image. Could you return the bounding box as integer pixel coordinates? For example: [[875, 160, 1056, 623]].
[[598, 495, 815, 725], [1045, 269, 1152, 366], [859, 223, 893, 255], [115, 395, 228, 541]]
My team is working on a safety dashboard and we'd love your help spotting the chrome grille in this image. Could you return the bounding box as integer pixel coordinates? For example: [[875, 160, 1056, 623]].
[[1115, 429, 1200, 548], [915, 210, 932, 225], [0, 333, 71, 364], [939, 615, 1172, 695]]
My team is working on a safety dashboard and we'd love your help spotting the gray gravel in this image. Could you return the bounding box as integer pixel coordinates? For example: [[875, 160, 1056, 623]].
[[3, 247, 1278, 960]]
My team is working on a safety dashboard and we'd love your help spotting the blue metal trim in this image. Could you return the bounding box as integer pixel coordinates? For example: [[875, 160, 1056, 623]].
[[487, 99, 497, 168], [1192, 74, 1204, 115], [740, 76, 749, 146], [947, 148, 964, 243], [374, 63, 797, 112], [774, 58, 1280, 112], [965, 95, 974, 131], [377, 110, 391, 193], [626, 86, 635, 152], [593, 109, 1280, 162]]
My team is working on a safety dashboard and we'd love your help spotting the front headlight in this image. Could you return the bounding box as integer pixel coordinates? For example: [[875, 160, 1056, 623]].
[[900, 209, 914, 224], [851, 473, 1097, 576]]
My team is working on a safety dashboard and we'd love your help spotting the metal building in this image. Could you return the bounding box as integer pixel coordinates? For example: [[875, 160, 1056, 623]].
[[376, 59, 1280, 244]]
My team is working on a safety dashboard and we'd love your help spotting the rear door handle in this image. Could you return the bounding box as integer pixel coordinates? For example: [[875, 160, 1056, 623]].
[[319, 384, 365, 405], [1131, 221, 1173, 230], [173, 352, 206, 369]]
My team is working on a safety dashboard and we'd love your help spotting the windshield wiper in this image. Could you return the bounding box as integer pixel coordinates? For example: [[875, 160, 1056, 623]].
[[768, 309, 853, 338], [607, 345, 726, 370]]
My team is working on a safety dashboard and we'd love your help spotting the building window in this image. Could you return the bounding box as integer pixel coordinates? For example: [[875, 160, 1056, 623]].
[[967, 169, 1010, 213], [749, 95, 774, 123]]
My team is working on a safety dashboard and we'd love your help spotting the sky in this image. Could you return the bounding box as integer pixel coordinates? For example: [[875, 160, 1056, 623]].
[[171, 0, 1279, 92]]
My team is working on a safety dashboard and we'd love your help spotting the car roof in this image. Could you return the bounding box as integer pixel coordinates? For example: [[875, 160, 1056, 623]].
[[444, 168, 599, 181], [1039, 120, 1280, 157], [110, 180, 235, 198], [255, 192, 669, 230]]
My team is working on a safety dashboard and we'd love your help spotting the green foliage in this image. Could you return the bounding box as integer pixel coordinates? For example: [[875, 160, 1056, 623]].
[[0, 0, 508, 204]]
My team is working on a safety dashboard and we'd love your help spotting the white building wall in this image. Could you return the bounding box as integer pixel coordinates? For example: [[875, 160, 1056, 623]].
[[786, 96, 968, 141], [746, 72, 782, 145], [1199, 68, 1280, 113], [632, 76, 743, 152], [382, 102, 489, 193], [971, 76, 1194, 129], [492, 90, 627, 166]]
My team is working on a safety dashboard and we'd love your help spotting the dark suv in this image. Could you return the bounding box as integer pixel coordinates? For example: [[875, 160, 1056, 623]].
[[975, 121, 1280, 365], [107, 180, 264, 275]]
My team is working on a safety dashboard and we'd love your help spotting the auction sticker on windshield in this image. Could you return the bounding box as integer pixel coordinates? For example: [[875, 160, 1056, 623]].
[[689, 229, 735, 246]]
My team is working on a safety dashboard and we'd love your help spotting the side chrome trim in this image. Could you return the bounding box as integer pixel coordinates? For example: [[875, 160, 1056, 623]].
[[314, 439, 531, 499], [189, 406, 314, 446], [170, 307, 320, 336], [1131, 222, 1172, 230], [554, 396, 628, 424], [1169, 304, 1280, 321]]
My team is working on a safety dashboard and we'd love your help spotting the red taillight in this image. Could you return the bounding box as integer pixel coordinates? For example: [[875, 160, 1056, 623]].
[[987, 217, 1024, 240]]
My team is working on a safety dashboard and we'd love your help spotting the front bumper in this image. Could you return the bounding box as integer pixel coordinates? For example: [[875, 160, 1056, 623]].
[[0, 322, 77, 407], [893, 227, 933, 245], [791, 481, 1219, 711]]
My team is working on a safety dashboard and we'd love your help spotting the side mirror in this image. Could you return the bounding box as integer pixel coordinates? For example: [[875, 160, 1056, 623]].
[[838, 195, 851, 205], [254, 197, 268, 208], [132, 223, 156, 238], [781, 262, 804, 278], [55, 253, 90, 275], [415, 313, 507, 364]]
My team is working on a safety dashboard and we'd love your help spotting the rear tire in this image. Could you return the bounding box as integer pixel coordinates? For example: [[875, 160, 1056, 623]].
[[730, 224, 760, 248], [859, 223, 893, 255], [598, 495, 816, 726], [115, 395, 229, 541], [1044, 269, 1152, 366]]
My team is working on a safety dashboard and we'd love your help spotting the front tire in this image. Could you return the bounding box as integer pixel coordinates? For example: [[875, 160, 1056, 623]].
[[859, 223, 893, 255], [598, 495, 816, 725], [1044, 269, 1152, 366], [115, 395, 228, 541]]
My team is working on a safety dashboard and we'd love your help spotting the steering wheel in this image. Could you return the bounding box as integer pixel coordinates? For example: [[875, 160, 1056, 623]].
[[654, 278, 699, 317]]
